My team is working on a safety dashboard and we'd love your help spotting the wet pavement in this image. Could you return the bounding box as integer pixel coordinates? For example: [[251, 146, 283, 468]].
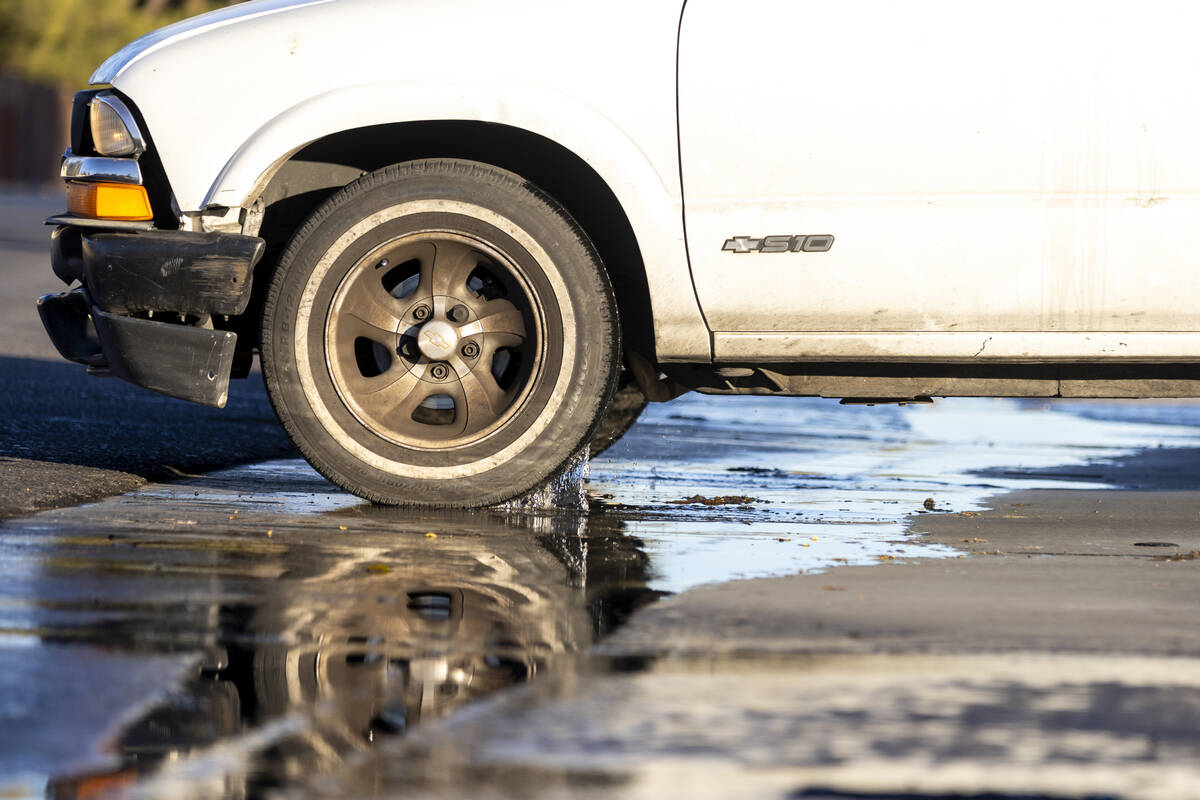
[[2, 395, 1200, 798], [0, 462, 656, 799]]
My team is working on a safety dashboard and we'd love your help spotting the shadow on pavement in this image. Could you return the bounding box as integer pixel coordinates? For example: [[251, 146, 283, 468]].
[[975, 443, 1200, 491], [0, 354, 295, 515]]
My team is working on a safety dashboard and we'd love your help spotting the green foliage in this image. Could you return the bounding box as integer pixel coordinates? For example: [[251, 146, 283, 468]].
[[0, 0, 235, 87]]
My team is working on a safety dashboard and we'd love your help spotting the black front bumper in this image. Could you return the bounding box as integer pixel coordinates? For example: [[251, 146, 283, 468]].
[[39, 225, 265, 408]]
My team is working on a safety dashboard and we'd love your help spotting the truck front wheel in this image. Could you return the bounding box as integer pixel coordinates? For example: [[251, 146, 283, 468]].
[[261, 159, 619, 507]]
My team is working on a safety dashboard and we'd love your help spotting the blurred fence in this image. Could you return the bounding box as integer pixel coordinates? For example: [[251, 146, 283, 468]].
[[0, 76, 71, 185]]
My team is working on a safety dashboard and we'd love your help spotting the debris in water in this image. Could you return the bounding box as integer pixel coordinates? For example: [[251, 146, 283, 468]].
[[162, 465, 201, 478], [1156, 550, 1200, 561], [1134, 541, 1179, 548], [923, 497, 937, 511], [366, 563, 391, 574], [668, 495, 764, 506], [425, 532, 437, 539], [727, 466, 788, 477]]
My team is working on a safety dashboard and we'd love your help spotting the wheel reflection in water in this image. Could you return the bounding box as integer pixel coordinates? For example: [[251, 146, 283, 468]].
[[45, 507, 656, 799]]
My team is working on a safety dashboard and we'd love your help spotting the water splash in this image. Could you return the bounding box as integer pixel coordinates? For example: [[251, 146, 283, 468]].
[[499, 447, 591, 512]]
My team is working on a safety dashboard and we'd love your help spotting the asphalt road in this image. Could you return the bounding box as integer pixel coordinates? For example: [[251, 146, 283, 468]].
[[3, 190, 1200, 800], [1, 392, 1199, 798], [0, 190, 295, 517]]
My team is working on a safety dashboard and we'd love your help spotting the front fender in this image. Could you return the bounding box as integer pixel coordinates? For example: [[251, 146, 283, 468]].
[[107, 0, 707, 359], [211, 80, 672, 208], [209, 82, 706, 360]]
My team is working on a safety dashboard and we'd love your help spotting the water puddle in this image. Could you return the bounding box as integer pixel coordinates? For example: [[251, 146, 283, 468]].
[[0, 494, 659, 799], [589, 395, 1200, 592]]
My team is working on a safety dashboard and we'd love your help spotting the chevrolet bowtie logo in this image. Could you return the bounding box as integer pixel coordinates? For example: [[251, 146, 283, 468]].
[[423, 330, 451, 349], [722, 236, 761, 253]]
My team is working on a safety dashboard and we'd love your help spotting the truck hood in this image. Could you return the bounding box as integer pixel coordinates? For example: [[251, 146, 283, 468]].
[[90, 0, 334, 85]]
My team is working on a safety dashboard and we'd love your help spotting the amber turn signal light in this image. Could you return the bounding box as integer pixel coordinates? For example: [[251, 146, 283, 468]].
[[66, 181, 153, 221]]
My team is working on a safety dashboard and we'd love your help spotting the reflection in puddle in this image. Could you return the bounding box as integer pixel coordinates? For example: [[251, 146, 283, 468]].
[[0, 476, 658, 799], [353, 652, 1200, 800]]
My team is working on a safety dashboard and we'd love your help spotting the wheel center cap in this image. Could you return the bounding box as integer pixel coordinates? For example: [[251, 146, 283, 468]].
[[416, 320, 459, 361]]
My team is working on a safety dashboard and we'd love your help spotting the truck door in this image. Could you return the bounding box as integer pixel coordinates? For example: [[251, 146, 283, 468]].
[[679, 0, 1200, 360]]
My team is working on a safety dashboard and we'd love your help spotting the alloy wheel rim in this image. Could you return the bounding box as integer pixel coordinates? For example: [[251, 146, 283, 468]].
[[325, 231, 542, 449]]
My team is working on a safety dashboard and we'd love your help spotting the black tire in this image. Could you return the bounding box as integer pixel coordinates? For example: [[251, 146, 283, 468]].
[[588, 379, 647, 457], [261, 159, 619, 507]]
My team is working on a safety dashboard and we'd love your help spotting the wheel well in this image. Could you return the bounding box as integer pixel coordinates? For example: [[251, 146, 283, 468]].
[[249, 121, 657, 361]]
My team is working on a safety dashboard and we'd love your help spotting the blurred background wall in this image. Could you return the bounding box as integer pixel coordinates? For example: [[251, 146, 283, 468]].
[[0, 0, 240, 185]]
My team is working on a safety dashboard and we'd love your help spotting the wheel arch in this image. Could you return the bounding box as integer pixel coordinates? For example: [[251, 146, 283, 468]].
[[249, 120, 668, 364]]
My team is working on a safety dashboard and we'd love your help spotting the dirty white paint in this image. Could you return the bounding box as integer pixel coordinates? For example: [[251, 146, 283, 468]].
[[682, 0, 1200, 339], [98, 0, 710, 360], [713, 331, 1200, 362]]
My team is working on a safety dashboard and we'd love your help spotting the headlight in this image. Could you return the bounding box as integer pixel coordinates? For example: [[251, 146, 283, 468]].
[[89, 94, 145, 158]]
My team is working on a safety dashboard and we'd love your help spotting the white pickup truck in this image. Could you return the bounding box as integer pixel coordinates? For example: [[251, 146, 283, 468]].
[[37, 0, 1200, 506]]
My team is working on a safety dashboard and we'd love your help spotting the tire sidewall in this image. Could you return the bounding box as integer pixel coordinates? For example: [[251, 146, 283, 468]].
[[263, 162, 616, 505]]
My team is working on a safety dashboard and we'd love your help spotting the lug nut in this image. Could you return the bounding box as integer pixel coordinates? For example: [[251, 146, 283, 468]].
[[429, 363, 449, 380], [449, 304, 469, 323], [413, 304, 431, 321], [460, 341, 480, 359]]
